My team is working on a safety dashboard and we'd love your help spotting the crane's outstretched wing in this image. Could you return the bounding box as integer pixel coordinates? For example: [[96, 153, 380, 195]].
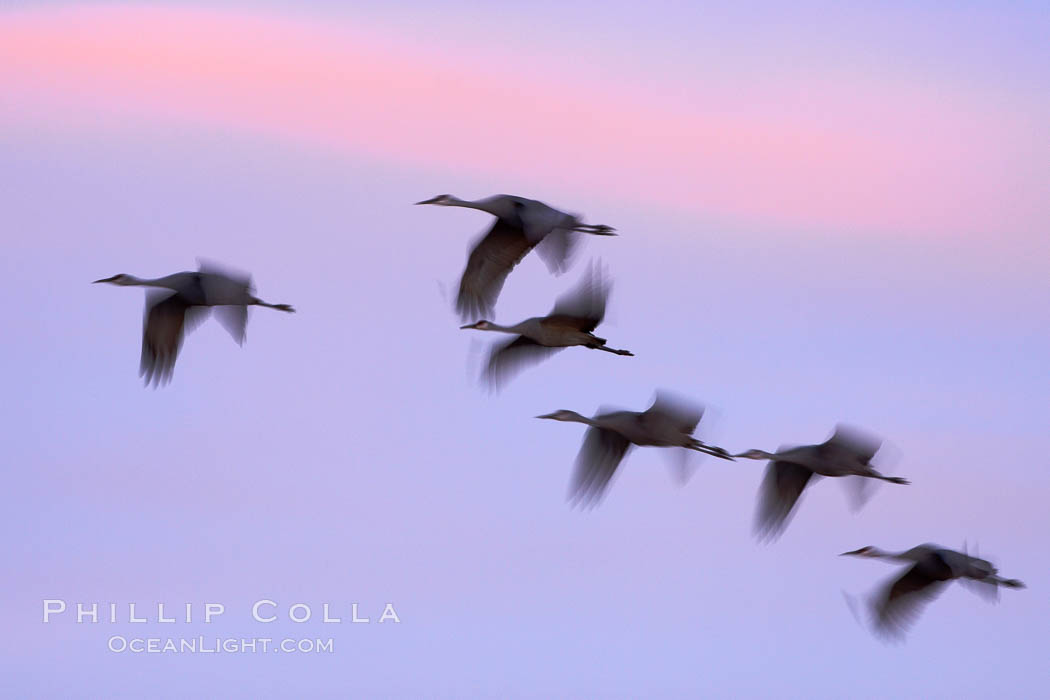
[[543, 261, 609, 333], [196, 258, 251, 282], [842, 475, 880, 512], [139, 292, 209, 388], [483, 335, 563, 389], [456, 218, 534, 321], [534, 228, 579, 274], [213, 306, 249, 345], [754, 458, 818, 542], [639, 391, 704, 436], [956, 544, 1008, 602], [196, 260, 253, 344], [824, 424, 882, 464], [965, 574, 1025, 600], [959, 576, 1003, 603], [666, 446, 699, 485], [568, 426, 632, 509], [871, 556, 953, 640]]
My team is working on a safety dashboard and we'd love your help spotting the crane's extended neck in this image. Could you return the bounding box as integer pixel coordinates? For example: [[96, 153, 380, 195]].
[[415, 194, 513, 218], [92, 273, 185, 289], [535, 410, 596, 426], [839, 546, 908, 562], [460, 320, 524, 334], [444, 196, 480, 207], [417, 194, 476, 208]]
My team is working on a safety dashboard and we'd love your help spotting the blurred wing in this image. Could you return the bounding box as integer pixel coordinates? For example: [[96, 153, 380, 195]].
[[957, 544, 1006, 602], [640, 390, 704, 436], [842, 475, 880, 512], [534, 228, 579, 274], [140, 292, 209, 387], [456, 218, 534, 321], [196, 258, 253, 288], [547, 260, 608, 332], [665, 447, 699, 485], [754, 460, 817, 542], [842, 589, 864, 626], [483, 335, 563, 389], [959, 577, 1002, 603], [825, 424, 882, 463], [196, 260, 254, 309], [568, 427, 632, 509], [214, 305, 249, 345], [871, 561, 951, 640], [518, 202, 564, 239]]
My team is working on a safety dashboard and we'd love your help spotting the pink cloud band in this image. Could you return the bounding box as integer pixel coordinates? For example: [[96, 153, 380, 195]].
[[1, 5, 1042, 237]]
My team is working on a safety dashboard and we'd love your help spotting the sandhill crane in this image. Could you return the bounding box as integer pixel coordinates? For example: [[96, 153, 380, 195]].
[[94, 261, 294, 386], [415, 193, 615, 320], [841, 543, 1025, 639], [734, 425, 909, 541], [460, 262, 632, 388], [537, 392, 734, 508]]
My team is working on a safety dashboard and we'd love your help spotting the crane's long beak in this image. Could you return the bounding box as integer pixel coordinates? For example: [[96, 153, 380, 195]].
[[535, 413, 558, 420], [459, 323, 476, 330], [839, 548, 866, 556], [415, 196, 443, 205], [93, 276, 118, 284]]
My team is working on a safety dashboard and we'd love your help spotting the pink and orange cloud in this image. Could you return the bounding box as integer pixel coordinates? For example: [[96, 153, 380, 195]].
[[1, 5, 1043, 237]]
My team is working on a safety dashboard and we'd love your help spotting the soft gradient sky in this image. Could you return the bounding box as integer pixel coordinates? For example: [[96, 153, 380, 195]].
[[3, 2, 1048, 697]]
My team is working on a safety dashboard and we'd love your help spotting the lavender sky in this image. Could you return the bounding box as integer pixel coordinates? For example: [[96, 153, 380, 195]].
[[2, 2, 1048, 697]]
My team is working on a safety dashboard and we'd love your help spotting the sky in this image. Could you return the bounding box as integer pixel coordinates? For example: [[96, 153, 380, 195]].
[[2, 1, 1048, 697]]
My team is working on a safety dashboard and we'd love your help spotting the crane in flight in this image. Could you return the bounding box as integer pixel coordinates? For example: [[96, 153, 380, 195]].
[[841, 543, 1025, 640], [537, 391, 734, 509], [94, 260, 294, 387], [415, 193, 615, 320], [734, 425, 909, 542], [460, 262, 632, 388]]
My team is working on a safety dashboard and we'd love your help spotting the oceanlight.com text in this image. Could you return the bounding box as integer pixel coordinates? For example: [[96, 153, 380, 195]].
[[107, 636, 335, 654]]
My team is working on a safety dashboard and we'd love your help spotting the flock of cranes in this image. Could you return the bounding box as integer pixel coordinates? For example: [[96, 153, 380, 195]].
[[95, 192, 1024, 641]]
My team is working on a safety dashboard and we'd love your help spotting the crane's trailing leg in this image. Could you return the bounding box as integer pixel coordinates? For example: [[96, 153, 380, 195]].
[[250, 297, 296, 312], [686, 440, 735, 461], [870, 472, 909, 485], [574, 224, 617, 235], [585, 334, 633, 356], [591, 344, 634, 356]]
